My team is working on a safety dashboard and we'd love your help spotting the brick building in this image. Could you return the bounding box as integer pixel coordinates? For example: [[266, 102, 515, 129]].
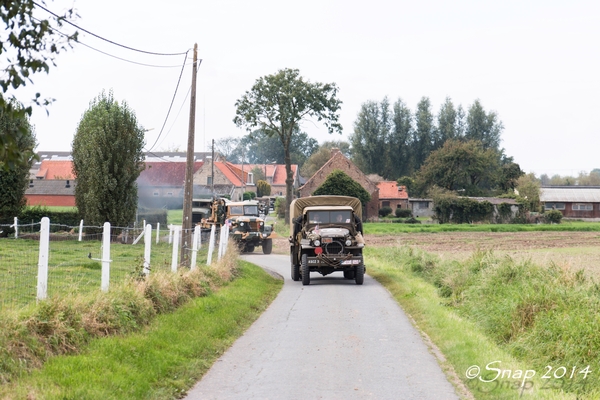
[[377, 181, 409, 210], [298, 149, 379, 219]]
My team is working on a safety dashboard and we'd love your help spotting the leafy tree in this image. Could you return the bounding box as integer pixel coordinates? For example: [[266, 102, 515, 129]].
[[215, 136, 241, 162], [234, 68, 342, 222], [465, 99, 503, 151], [300, 140, 350, 178], [436, 97, 461, 145], [251, 166, 265, 182], [237, 129, 318, 167], [1, 1, 77, 168], [412, 97, 435, 171], [416, 139, 499, 196], [515, 173, 541, 212], [496, 154, 524, 192], [256, 180, 271, 197], [388, 98, 413, 177], [350, 99, 389, 176], [0, 101, 36, 229], [72, 90, 145, 227], [312, 170, 371, 207]]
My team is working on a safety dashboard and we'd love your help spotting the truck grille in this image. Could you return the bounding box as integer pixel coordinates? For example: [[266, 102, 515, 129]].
[[325, 241, 344, 255]]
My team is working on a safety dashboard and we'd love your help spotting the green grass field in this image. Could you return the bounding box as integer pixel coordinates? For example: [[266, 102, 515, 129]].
[[0, 237, 208, 311]]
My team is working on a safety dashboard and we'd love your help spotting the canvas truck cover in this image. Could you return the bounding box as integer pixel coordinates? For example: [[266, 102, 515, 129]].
[[289, 195, 363, 224]]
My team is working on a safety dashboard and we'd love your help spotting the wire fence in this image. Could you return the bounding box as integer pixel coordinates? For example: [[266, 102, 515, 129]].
[[0, 219, 225, 312]]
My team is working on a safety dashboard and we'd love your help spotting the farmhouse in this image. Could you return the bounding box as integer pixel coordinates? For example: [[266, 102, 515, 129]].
[[540, 186, 600, 220], [377, 181, 409, 210], [298, 148, 379, 219]]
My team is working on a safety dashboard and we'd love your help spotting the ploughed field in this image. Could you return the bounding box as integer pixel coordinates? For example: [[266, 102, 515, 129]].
[[272, 231, 600, 278]]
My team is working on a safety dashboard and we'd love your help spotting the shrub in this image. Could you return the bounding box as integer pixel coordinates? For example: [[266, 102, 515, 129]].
[[395, 208, 412, 218], [379, 206, 392, 217], [243, 191, 256, 201], [544, 210, 563, 224], [274, 197, 286, 219]]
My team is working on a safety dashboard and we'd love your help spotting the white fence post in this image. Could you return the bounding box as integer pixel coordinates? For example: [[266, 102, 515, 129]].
[[36, 217, 50, 301], [218, 224, 229, 260], [14, 217, 18, 239], [156, 222, 160, 244], [101, 222, 111, 292], [171, 225, 180, 272], [206, 224, 216, 265], [78, 219, 84, 241], [144, 224, 152, 275], [168, 224, 173, 244], [190, 225, 200, 270]]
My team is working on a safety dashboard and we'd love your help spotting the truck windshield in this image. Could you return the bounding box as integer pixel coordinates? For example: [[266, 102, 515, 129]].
[[308, 210, 352, 224], [244, 205, 259, 216]]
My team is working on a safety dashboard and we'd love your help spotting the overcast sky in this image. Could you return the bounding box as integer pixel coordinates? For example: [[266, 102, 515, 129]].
[[16, 0, 600, 177]]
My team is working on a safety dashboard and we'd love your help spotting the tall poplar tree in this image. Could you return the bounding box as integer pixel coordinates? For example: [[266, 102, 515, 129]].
[[72, 90, 145, 227]]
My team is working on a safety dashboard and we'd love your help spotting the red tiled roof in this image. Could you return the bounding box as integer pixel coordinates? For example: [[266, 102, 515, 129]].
[[377, 181, 408, 199], [231, 163, 297, 186], [215, 162, 243, 186], [138, 161, 203, 186], [36, 160, 74, 180]]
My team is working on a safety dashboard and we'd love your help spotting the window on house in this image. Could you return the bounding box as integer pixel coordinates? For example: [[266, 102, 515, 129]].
[[416, 201, 429, 209], [382, 201, 390, 208], [544, 202, 565, 210], [247, 172, 254, 185], [572, 203, 593, 211], [207, 176, 213, 185]]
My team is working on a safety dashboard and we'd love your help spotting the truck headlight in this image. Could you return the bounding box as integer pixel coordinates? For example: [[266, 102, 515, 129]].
[[313, 239, 320, 247], [345, 239, 352, 246]]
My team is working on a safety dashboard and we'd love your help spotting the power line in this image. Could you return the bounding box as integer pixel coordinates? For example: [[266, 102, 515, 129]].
[[33, 1, 188, 56], [32, 17, 192, 68], [147, 55, 198, 153]]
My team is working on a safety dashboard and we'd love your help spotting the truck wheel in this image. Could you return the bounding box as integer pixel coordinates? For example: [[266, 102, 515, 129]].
[[291, 260, 300, 281], [301, 253, 310, 286], [262, 239, 273, 254], [344, 270, 355, 279], [355, 262, 364, 285]]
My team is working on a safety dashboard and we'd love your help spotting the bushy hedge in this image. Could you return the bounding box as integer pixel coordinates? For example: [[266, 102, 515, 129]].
[[378, 206, 392, 217], [433, 196, 494, 224], [395, 208, 412, 218], [544, 209, 563, 224], [19, 206, 81, 227]]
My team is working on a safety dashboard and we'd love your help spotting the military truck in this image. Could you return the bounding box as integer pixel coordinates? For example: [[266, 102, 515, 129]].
[[225, 200, 273, 254], [193, 197, 274, 254], [289, 195, 365, 285]]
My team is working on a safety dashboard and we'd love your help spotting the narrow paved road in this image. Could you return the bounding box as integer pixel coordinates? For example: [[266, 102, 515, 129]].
[[184, 254, 459, 399]]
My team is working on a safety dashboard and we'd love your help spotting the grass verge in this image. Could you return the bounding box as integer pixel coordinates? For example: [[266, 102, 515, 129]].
[[0, 254, 282, 399], [366, 246, 594, 399], [364, 221, 600, 234]]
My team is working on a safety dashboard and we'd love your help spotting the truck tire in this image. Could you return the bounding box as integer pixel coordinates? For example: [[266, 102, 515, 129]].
[[262, 238, 273, 254], [291, 260, 300, 281], [301, 253, 310, 286], [355, 262, 364, 285]]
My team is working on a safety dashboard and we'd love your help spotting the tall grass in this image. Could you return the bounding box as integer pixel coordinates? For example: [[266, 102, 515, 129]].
[[0, 260, 282, 399], [0, 244, 249, 386], [367, 246, 600, 398]]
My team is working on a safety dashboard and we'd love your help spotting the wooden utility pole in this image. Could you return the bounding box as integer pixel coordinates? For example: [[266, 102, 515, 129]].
[[180, 43, 199, 267]]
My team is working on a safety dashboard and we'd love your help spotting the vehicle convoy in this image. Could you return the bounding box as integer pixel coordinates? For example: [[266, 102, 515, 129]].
[[193, 197, 274, 254], [289, 195, 366, 285]]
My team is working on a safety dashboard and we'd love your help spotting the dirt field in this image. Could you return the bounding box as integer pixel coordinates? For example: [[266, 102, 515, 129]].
[[271, 231, 600, 277]]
